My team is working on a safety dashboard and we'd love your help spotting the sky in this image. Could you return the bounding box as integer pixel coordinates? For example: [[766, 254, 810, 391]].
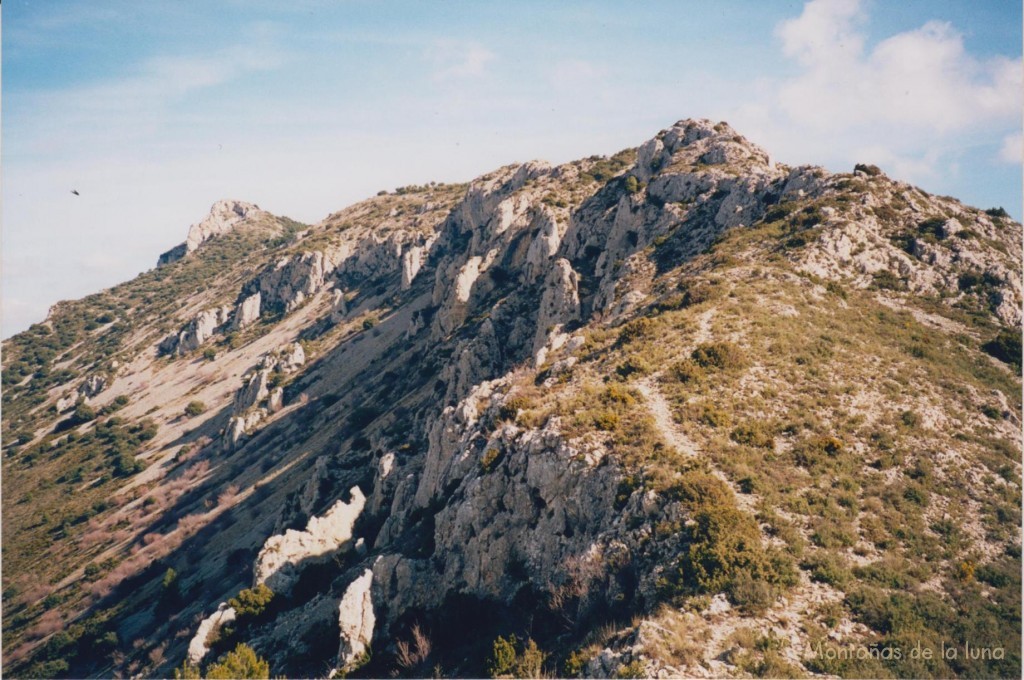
[[2, 0, 1021, 338]]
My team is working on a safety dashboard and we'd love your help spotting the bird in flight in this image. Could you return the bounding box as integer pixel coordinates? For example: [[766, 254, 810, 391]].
[[71, 190, 80, 196]]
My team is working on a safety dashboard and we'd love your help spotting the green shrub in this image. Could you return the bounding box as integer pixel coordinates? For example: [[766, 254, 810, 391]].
[[854, 163, 882, 176], [690, 342, 745, 371], [668, 359, 703, 383], [592, 410, 620, 431], [498, 396, 532, 422], [793, 435, 844, 469], [563, 650, 590, 678], [184, 401, 207, 417], [617, 317, 657, 345], [487, 635, 546, 679], [228, 584, 274, 620], [730, 421, 775, 449], [616, 356, 652, 378], [663, 470, 732, 510], [985, 207, 1010, 218], [174, 661, 202, 679], [801, 552, 850, 587], [624, 175, 641, 194], [202, 347, 217, 361], [615, 659, 646, 678], [362, 317, 377, 330], [205, 643, 270, 679], [871, 270, 907, 291], [917, 216, 947, 239], [71, 401, 97, 425]]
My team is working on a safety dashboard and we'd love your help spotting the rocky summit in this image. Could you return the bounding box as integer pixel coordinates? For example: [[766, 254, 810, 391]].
[[2, 119, 1021, 679]]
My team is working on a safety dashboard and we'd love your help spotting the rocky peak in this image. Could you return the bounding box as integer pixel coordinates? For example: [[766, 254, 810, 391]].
[[636, 118, 773, 182], [157, 199, 265, 266]]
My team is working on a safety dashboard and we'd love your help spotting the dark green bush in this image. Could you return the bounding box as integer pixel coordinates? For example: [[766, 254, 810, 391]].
[[982, 329, 1022, 370]]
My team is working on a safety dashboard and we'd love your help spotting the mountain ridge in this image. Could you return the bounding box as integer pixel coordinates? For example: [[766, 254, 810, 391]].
[[2, 118, 1021, 679]]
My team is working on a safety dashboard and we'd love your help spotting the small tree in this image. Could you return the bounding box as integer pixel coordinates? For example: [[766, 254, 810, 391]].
[[228, 583, 274, 620]]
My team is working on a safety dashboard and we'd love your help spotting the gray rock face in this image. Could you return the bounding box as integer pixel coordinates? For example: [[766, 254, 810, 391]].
[[77, 374, 108, 399], [278, 342, 305, 372], [247, 251, 336, 315], [329, 289, 348, 323], [223, 409, 265, 451], [233, 292, 262, 330], [234, 370, 270, 412], [158, 200, 263, 266], [366, 382, 688, 643], [533, 258, 581, 360], [401, 243, 428, 290]]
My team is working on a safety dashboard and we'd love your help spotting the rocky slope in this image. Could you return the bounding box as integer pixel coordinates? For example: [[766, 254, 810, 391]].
[[2, 119, 1021, 679]]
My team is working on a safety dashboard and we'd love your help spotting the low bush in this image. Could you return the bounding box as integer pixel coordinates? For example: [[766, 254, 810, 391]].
[[691, 342, 745, 370], [730, 421, 775, 449], [854, 163, 882, 176], [184, 401, 206, 417], [616, 318, 657, 345], [487, 635, 546, 679], [204, 643, 270, 679]]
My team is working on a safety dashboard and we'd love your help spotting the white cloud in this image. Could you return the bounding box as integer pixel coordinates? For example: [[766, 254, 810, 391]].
[[774, 1, 1021, 137], [999, 132, 1023, 164], [745, 0, 1023, 181], [427, 40, 495, 82], [777, 0, 865, 68]]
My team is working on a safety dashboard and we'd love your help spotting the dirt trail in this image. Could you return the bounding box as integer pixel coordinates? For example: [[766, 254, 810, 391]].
[[635, 376, 757, 516]]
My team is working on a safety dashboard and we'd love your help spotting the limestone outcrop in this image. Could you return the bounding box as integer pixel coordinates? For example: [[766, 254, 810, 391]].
[[245, 251, 337, 315], [254, 487, 366, 594], [187, 604, 236, 664], [334, 569, 375, 672], [159, 306, 230, 356]]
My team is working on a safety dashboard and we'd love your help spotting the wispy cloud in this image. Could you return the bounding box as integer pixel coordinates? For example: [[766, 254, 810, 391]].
[[999, 132, 1022, 164], [8, 41, 288, 163], [426, 40, 495, 82]]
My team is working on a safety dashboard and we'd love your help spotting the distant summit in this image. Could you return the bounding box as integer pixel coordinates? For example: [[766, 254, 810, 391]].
[[157, 199, 265, 266]]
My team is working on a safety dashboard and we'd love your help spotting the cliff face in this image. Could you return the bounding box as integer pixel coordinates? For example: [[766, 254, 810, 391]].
[[3, 120, 1021, 680]]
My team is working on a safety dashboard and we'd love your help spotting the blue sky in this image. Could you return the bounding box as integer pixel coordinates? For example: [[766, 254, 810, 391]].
[[3, 0, 1021, 337]]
